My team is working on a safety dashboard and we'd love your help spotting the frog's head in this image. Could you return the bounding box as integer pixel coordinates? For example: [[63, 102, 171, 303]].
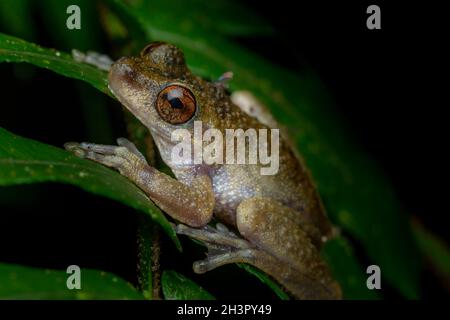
[[109, 42, 242, 166], [109, 42, 203, 164], [108, 41, 197, 134]]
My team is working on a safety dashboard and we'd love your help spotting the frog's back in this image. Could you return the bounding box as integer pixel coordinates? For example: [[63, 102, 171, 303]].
[[180, 75, 332, 238], [210, 125, 332, 238]]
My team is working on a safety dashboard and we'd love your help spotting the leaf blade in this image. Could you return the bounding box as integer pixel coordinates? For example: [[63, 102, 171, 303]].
[[0, 126, 180, 250], [161, 270, 215, 300], [0, 32, 109, 95], [0, 263, 143, 299]]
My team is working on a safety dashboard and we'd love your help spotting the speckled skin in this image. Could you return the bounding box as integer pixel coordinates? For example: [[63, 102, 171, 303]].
[[71, 43, 341, 299]]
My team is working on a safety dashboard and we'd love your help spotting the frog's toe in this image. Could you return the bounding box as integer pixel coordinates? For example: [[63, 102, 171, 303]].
[[68, 142, 120, 155], [214, 71, 233, 88], [64, 142, 125, 168], [175, 223, 262, 274], [176, 223, 251, 250], [64, 142, 87, 158], [72, 49, 113, 71], [64, 141, 146, 173], [69, 139, 147, 163], [117, 137, 146, 161], [193, 249, 257, 274]]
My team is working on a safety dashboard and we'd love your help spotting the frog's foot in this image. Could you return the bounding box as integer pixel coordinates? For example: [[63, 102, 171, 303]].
[[72, 49, 114, 71], [64, 138, 147, 171], [175, 223, 260, 273], [214, 71, 233, 88]]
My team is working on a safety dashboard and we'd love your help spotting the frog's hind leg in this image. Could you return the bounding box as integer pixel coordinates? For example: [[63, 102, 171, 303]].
[[175, 223, 262, 273], [236, 197, 342, 299], [175, 221, 340, 299], [176, 197, 342, 299], [176, 223, 251, 251]]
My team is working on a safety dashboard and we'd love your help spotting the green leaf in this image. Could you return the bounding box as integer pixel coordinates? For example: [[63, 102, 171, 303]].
[[412, 222, 450, 279], [0, 263, 143, 299], [118, 0, 274, 37], [0, 32, 109, 95], [35, 0, 115, 144], [237, 264, 290, 300], [108, 0, 421, 298], [322, 237, 379, 299], [0, 126, 180, 250], [136, 215, 157, 300], [36, 0, 105, 52], [0, 31, 181, 248], [161, 270, 215, 300], [0, 0, 35, 41]]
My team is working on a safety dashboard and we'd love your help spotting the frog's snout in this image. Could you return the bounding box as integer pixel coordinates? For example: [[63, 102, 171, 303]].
[[108, 59, 137, 91], [108, 58, 132, 79]]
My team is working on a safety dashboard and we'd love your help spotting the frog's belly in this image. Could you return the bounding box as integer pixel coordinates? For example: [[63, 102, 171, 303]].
[[211, 164, 298, 226]]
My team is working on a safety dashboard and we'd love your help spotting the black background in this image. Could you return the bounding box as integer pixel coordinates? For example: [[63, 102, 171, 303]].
[[244, 0, 447, 239], [0, 1, 447, 299]]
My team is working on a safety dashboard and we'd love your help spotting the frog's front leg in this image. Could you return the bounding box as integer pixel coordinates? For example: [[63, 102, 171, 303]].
[[64, 138, 215, 227]]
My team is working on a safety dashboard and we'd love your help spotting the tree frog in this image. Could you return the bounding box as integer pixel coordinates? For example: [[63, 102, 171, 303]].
[[65, 42, 342, 299]]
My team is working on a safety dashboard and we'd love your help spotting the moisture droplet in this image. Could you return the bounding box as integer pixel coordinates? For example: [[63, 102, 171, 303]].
[[78, 171, 88, 178]]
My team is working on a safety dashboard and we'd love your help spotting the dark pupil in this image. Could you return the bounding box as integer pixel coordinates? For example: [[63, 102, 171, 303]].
[[167, 96, 184, 109]]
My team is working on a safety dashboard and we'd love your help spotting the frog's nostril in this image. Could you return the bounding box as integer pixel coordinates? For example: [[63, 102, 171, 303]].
[[108, 63, 136, 91], [110, 61, 133, 77]]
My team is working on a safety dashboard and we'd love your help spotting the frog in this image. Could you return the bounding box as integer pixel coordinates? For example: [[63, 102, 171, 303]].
[[65, 42, 342, 299]]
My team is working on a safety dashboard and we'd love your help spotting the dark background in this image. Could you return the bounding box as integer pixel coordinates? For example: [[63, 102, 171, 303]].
[[245, 0, 447, 239], [0, 1, 447, 299]]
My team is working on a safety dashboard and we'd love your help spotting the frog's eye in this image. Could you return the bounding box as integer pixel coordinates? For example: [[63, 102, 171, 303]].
[[155, 85, 196, 125]]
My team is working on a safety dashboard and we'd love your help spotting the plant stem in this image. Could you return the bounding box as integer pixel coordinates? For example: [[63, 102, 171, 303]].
[[124, 110, 162, 299]]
